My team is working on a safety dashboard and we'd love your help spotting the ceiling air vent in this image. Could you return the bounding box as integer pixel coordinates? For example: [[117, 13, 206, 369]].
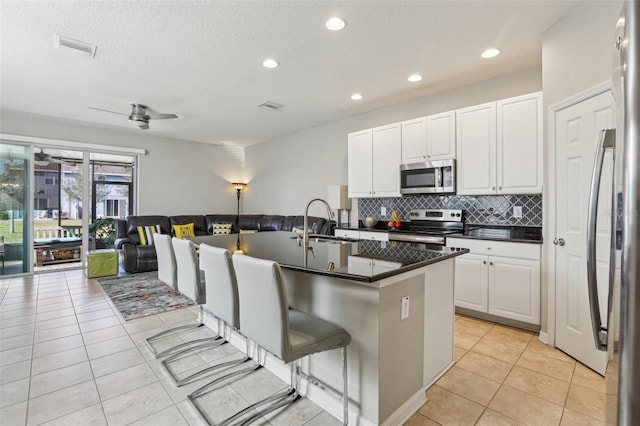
[[256, 101, 283, 111]]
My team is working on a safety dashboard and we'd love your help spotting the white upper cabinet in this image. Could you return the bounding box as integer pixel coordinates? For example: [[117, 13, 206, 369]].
[[456, 92, 542, 195], [456, 102, 497, 195], [497, 92, 543, 194], [401, 117, 427, 164], [347, 129, 373, 198], [372, 123, 402, 197], [426, 110, 456, 161], [401, 112, 456, 164], [348, 124, 401, 198]]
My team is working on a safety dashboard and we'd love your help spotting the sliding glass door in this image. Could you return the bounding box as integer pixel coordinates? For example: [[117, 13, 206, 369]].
[[0, 143, 29, 275]]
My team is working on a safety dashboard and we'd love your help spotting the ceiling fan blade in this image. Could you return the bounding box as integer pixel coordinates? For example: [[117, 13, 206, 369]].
[[50, 158, 73, 166], [147, 113, 178, 120], [138, 123, 150, 130], [88, 106, 129, 116]]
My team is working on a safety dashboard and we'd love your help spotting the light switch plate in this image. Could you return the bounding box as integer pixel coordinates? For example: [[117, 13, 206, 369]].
[[381, 206, 387, 216], [513, 206, 523, 218], [401, 296, 410, 320]]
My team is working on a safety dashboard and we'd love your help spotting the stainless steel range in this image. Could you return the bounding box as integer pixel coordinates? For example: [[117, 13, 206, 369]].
[[388, 208, 464, 245]]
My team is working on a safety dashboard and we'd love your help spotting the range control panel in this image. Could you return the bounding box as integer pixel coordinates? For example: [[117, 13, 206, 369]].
[[409, 209, 463, 222]]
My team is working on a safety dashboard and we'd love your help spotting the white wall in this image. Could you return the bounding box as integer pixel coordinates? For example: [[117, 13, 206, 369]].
[[0, 109, 243, 215], [540, 0, 623, 335], [244, 67, 542, 218]]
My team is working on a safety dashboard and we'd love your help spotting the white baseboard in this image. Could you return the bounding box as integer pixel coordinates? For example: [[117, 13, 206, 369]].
[[381, 387, 427, 426], [538, 331, 549, 345]]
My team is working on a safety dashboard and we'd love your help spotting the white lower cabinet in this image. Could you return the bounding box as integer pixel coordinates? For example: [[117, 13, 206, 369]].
[[447, 237, 541, 325], [347, 256, 402, 276], [334, 229, 388, 242]]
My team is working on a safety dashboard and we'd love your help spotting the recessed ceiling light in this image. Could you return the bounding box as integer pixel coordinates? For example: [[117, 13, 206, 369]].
[[351, 93, 363, 101], [325, 17, 346, 31], [262, 58, 279, 69], [481, 48, 501, 59], [408, 74, 423, 82]]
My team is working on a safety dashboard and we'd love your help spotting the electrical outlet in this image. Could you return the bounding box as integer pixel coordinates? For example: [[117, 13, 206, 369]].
[[401, 296, 410, 320], [381, 206, 387, 216], [513, 206, 523, 218]]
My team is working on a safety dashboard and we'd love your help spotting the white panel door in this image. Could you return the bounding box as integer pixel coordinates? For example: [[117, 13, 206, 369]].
[[555, 90, 615, 375], [372, 123, 401, 197], [347, 130, 373, 198], [456, 102, 496, 195], [497, 92, 543, 194], [489, 256, 541, 324], [426, 110, 456, 161], [401, 117, 427, 164], [454, 253, 489, 312]]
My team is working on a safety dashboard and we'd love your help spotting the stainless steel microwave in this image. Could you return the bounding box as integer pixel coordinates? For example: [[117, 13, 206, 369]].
[[399, 159, 456, 194]]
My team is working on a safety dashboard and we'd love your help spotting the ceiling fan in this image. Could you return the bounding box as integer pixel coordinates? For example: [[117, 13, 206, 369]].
[[33, 148, 73, 167], [89, 103, 179, 130]]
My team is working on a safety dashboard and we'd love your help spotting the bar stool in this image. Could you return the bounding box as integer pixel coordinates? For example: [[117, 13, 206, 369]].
[[145, 237, 220, 358], [218, 253, 351, 426], [164, 244, 257, 386]]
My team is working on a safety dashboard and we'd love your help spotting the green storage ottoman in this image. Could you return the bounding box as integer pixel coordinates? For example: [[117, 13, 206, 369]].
[[87, 249, 118, 278]]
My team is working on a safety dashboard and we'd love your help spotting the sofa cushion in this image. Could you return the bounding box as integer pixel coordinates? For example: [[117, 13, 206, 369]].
[[283, 216, 329, 234], [206, 215, 238, 234], [126, 216, 171, 244], [170, 215, 207, 236], [238, 215, 262, 232], [258, 215, 285, 232], [173, 223, 195, 239]]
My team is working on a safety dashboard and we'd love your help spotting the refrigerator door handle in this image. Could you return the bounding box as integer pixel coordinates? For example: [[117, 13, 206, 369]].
[[586, 128, 616, 351]]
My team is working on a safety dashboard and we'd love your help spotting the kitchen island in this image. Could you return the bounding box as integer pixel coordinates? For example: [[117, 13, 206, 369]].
[[190, 232, 467, 426]]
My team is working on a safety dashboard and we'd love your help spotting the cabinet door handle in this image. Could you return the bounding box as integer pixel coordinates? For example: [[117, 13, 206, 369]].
[[499, 186, 502, 190], [489, 261, 493, 266], [486, 247, 491, 250], [483, 260, 486, 265], [492, 186, 496, 190]]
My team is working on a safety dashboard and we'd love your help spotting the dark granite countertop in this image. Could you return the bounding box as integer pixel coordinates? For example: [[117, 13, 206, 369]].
[[190, 231, 467, 283]]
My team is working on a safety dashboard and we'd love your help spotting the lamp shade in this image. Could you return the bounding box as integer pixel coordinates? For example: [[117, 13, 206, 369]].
[[328, 185, 351, 210], [232, 182, 247, 191]]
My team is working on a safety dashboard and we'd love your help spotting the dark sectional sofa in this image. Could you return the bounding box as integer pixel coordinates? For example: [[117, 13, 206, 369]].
[[115, 214, 332, 273]]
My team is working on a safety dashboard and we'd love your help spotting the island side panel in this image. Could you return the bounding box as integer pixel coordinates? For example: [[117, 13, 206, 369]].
[[423, 258, 455, 387], [283, 269, 381, 425], [378, 273, 425, 423]]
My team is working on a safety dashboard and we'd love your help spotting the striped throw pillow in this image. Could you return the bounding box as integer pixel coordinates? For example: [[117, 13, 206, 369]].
[[137, 225, 160, 246]]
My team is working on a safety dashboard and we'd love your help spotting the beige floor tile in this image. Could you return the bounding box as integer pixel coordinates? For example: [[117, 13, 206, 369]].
[[564, 384, 617, 424], [560, 408, 611, 426], [489, 385, 563, 426], [0, 401, 28, 425], [404, 412, 439, 426], [418, 385, 484, 425], [471, 338, 526, 364], [305, 412, 341, 426], [33, 334, 85, 358], [192, 383, 259, 424], [29, 361, 94, 398], [516, 346, 575, 382], [95, 363, 158, 401], [525, 338, 576, 364], [26, 380, 100, 425], [31, 346, 88, 376], [85, 335, 136, 360], [572, 363, 618, 395], [483, 324, 533, 345], [504, 366, 570, 406], [455, 317, 493, 338], [90, 347, 146, 378], [0, 377, 29, 409], [453, 345, 467, 362], [476, 408, 526, 426], [39, 403, 107, 426], [0, 359, 31, 385], [264, 394, 324, 426], [0, 345, 32, 366], [454, 329, 481, 350], [128, 404, 188, 426], [455, 351, 513, 383], [101, 382, 174, 425], [436, 366, 500, 406]]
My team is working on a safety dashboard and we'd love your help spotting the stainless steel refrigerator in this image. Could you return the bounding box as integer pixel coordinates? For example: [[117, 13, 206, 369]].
[[590, 1, 640, 423]]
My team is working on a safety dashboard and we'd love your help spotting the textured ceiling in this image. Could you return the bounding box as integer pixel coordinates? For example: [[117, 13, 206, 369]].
[[0, 1, 579, 147]]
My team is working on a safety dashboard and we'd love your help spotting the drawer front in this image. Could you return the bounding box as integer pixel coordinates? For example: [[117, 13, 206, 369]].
[[359, 231, 389, 242], [335, 229, 360, 239], [446, 237, 540, 260]]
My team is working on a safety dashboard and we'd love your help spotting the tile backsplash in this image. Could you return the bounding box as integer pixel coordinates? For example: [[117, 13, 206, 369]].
[[359, 194, 542, 227]]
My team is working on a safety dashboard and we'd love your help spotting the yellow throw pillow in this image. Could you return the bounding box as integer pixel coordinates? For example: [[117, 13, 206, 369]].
[[212, 223, 232, 235], [137, 225, 159, 246], [173, 223, 195, 239]]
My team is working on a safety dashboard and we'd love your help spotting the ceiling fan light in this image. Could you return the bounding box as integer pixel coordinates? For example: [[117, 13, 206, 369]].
[[481, 48, 501, 59], [34, 160, 49, 167], [325, 17, 346, 31], [54, 34, 97, 58]]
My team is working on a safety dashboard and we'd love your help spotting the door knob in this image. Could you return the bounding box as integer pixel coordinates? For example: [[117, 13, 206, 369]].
[[553, 238, 565, 246]]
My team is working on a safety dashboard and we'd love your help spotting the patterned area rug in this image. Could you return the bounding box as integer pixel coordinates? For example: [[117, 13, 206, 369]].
[[98, 272, 195, 321]]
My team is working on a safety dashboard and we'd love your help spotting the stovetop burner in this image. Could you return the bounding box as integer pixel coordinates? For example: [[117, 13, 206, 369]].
[[388, 209, 464, 244]]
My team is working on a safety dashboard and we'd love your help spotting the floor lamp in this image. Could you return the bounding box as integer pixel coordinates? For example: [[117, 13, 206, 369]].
[[232, 182, 246, 253]]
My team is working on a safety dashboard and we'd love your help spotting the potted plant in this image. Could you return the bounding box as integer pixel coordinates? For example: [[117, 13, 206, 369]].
[[89, 218, 116, 250]]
